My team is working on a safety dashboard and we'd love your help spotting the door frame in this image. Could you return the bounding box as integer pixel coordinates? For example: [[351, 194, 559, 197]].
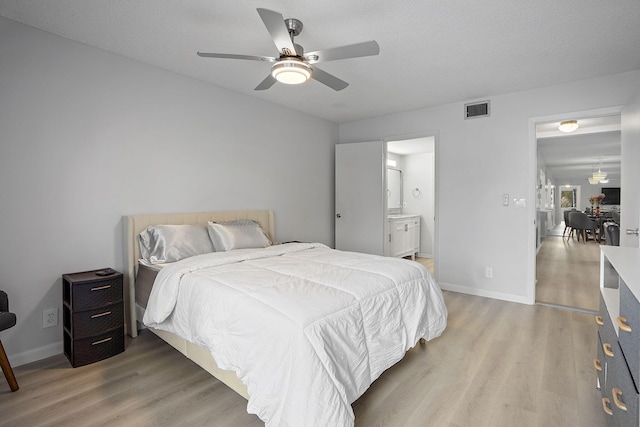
[[384, 130, 440, 281], [527, 105, 625, 304]]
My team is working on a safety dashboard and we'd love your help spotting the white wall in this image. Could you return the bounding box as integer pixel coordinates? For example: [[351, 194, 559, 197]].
[[0, 18, 338, 365], [340, 70, 640, 304], [402, 153, 435, 257]]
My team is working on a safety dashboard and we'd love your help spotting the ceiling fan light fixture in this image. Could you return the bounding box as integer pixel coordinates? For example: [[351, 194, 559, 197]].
[[271, 59, 311, 85], [588, 177, 600, 184], [558, 120, 579, 133]]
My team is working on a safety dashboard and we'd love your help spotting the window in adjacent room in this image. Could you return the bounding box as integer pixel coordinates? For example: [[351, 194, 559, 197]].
[[561, 189, 576, 208]]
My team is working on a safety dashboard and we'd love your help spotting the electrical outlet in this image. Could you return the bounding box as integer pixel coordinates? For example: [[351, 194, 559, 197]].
[[43, 308, 58, 328], [485, 267, 493, 279]]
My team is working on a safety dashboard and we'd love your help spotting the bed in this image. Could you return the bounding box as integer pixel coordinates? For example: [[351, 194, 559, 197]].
[[123, 210, 447, 427]]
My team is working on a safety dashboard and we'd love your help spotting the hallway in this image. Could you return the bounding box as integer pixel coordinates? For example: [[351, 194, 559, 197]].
[[536, 224, 601, 312]]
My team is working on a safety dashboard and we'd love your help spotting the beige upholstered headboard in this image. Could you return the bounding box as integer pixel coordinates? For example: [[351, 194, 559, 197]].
[[122, 210, 275, 337]]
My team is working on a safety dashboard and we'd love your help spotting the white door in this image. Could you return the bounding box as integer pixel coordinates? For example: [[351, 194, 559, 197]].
[[621, 94, 640, 247], [335, 141, 385, 254]]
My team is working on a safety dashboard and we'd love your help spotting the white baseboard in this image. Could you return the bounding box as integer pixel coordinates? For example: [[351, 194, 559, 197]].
[[438, 282, 533, 305], [11, 340, 63, 367]]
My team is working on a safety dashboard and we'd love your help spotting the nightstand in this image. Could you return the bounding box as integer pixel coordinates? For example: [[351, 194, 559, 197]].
[[62, 269, 125, 367]]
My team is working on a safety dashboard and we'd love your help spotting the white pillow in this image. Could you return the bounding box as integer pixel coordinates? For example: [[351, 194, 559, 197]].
[[139, 224, 215, 264], [207, 220, 271, 251]]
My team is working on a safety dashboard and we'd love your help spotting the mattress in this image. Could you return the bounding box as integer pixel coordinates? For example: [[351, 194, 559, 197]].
[[134, 262, 161, 309], [143, 242, 447, 427]]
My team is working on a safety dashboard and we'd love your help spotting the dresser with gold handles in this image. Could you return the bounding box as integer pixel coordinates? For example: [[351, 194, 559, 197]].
[[595, 246, 640, 425]]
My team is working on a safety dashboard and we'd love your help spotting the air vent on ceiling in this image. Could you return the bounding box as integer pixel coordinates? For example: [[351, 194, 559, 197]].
[[465, 100, 490, 119]]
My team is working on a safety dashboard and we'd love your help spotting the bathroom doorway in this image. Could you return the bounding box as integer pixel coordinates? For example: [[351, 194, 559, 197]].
[[387, 136, 436, 274]]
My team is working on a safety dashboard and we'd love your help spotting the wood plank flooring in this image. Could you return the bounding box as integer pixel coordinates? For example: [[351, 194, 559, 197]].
[[536, 234, 601, 312], [1, 290, 606, 426], [415, 257, 434, 275]]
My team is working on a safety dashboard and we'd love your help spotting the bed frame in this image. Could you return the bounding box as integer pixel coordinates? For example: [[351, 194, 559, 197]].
[[122, 210, 275, 399]]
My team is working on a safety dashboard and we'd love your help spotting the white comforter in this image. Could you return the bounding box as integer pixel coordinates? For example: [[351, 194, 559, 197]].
[[143, 243, 447, 427]]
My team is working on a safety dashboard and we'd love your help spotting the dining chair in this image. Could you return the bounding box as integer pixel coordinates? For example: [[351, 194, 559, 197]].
[[562, 209, 577, 239], [612, 211, 621, 225], [604, 223, 620, 246], [569, 211, 598, 244], [0, 290, 19, 391]]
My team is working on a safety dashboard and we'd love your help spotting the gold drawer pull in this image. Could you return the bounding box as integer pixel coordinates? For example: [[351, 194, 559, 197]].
[[603, 343, 614, 357], [91, 311, 112, 319], [617, 316, 632, 333], [91, 285, 111, 291], [91, 337, 113, 346], [602, 397, 613, 415], [594, 358, 602, 371], [612, 388, 627, 411], [595, 315, 604, 325]]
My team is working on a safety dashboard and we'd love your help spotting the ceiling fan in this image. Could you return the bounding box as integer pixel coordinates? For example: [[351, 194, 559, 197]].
[[197, 8, 380, 91]]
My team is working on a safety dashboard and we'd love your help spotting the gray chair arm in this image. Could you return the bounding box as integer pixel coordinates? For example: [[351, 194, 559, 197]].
[[0, 290, 8, 312]]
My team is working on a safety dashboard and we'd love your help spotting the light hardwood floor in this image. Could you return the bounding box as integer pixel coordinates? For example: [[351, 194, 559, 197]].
[[536, 233, 601, 312], [415, 257, 435, 275], [1, 290, 606, 426]]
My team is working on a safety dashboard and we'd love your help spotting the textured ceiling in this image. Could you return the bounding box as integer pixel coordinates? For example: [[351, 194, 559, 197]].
[[1, 0, 640, 124]]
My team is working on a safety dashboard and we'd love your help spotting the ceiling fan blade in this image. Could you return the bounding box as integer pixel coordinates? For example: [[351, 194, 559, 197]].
[[254, 74, 277, 91], [257, 8, 298, 56], [311, 66, 349, 91], [197, 52, 275, 62], [304, 41, 380, 63]]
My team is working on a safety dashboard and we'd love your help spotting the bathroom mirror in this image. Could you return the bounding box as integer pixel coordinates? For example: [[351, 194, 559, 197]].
[[387, 168, 402, 211]]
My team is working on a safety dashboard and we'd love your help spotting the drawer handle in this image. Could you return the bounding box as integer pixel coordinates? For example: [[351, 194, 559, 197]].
[[593, 358, 602, 371], [595, 315, 604, 326], [603, 343, 614, 357], [91, 285, 112, 291], [91, 337, 113, 346], [617, 316, 632, 333], [91, 311, 112, 319], [602, 397, 613, 415], [612, 388, 627, 411]]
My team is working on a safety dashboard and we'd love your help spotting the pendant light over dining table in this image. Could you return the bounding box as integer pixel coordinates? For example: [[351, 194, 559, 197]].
[[589, 159, 607, 184]]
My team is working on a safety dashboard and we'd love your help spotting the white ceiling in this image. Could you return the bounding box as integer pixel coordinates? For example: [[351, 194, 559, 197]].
[[1, 1, 639, 124], [537, 115, 621, 186], [388, 137, 434, 156]]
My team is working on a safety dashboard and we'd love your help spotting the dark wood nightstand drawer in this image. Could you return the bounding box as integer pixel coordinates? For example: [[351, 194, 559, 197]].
[[64, 274, 123, 311], [64, 327, 124, 368], [70, 303, 124, 340]]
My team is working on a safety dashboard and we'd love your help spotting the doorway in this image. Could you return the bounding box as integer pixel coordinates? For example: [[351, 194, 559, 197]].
[[386, 136, 436, 274], [533, 110, 622, 312]]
